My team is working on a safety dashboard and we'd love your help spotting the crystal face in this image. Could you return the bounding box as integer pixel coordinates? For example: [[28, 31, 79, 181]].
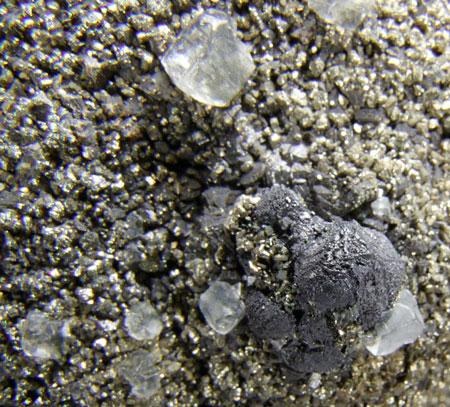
[[161, 9, 255, 107], [124, 301, 163, 341], [308, 0, 376, 30], [20, 310, 67, 361], [366, 289, 425, 356], [199, 281, 245, 335], [118, 350, 161, 399]]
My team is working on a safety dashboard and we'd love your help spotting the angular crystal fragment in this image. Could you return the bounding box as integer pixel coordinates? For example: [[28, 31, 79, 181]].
[[118, 350, 161, 399], [161, 9, 255, 107], [308, 0, 376, 30], [366, 289, 425, 356], [199, 281, 245, 335], [124, 301, 163, 341], [20, 310, 67, 361]]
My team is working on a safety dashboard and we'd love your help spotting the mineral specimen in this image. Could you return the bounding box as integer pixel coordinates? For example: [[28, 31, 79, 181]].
[[366, 289, 425, 356], [161, 9, 255, 107], [229, 186, 412, 373], [198, 281, 245, 335], [20, 310, 69, 361], [307, 0, 376, 30], [117, 350, 161, 399], [124, 301, 163, 341]]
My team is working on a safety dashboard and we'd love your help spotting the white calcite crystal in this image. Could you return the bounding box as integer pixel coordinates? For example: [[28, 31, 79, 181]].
[[161, 9, 255, 107], [308, 0, 376, 30], [118, 350, 161, 399], [366, 289, 425, 356], [371, 195, 391, 220], [20, 310, 68, 361], [124, 301, 163, 341], [199, 281, 245, 335]]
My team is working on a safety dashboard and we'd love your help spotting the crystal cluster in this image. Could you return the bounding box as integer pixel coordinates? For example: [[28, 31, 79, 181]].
[[117, 350, 161, 399], [161, 9, 255, 107], [308, 0, 376, 30], [124, 301, 163, 341], [198, 281, 245, 335], [20, 310, 69, 361], [366, 289, 425, 356], [228, 186, 424, 373]]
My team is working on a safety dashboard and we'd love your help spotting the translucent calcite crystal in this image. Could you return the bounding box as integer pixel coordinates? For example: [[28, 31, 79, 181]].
[[366, 289, 425, 356], [124, 301, 163, 341], [308, 0, 376, 30], [199, 281, 245, 335], [161, 9, 255, 107], [118, 350, 161, 399], [20, 310, 69, 361]]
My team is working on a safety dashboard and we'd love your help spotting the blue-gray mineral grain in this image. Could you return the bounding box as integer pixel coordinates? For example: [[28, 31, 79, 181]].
[[231, 186, 414, 373], [161, 9, 255, 107], [198, 281, 245, 335], [365, 289, 425, 356], [308, 0, 376, 30]]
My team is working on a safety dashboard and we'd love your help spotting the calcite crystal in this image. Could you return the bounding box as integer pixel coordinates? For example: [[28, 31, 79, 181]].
[[161, 9, 255, 107], [308, 0, 376, 30], [366, 289, 425, 356], [124, 301, 163, 341], [117, 350, 161, 399], [20, 310, 69, 361], [198, 281, 245, 335]]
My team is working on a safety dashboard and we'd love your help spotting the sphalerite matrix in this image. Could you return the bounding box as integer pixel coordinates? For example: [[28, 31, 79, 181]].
[[216, 185, 425, 374]]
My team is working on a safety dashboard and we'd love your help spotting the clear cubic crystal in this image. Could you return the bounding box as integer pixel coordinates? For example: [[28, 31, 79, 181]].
[[198, 281, 245, 335], [124, 301, 163, 341], [371, 195, 391, 220], [161, 9, 255, 107], [20, 310, 66, 361], [308, 0, 376, 30], [366, 289, 425, 356], [118, 350, 161, 399]]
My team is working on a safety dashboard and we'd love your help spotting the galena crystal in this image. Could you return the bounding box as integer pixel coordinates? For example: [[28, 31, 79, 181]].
[[118, 350, 161, 399], [366, 289, 425, 356], [124, 301, 163, 341], [20, 310, 68, 361], [308, 0, 376, 30], [199, 281, 245, 335], [161, 9, 255, 107]]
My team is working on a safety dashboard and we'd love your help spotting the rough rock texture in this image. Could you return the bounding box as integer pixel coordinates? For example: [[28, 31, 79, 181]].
[[238, 186, 407, 373], [0, 0, 449, 405]]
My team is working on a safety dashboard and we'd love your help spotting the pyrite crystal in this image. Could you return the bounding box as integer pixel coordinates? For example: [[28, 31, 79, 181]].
[[161, 9, 255, 107]]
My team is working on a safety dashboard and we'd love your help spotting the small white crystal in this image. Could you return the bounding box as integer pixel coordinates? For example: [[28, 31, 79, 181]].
[[124, 301, 163, 341], [366, 289, 425, 356], [309, 372, 322, 389], [199, 281, 245, 335], [20, 310, 66, 361], [118, 350, 161, 399], [308, 0, 376, 30], [161, 9, 255, 107], [371, 195, 391, 220]]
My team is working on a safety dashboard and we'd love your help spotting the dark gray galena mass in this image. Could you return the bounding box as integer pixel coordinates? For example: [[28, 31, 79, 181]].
[[243, 186, 407, 373]]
